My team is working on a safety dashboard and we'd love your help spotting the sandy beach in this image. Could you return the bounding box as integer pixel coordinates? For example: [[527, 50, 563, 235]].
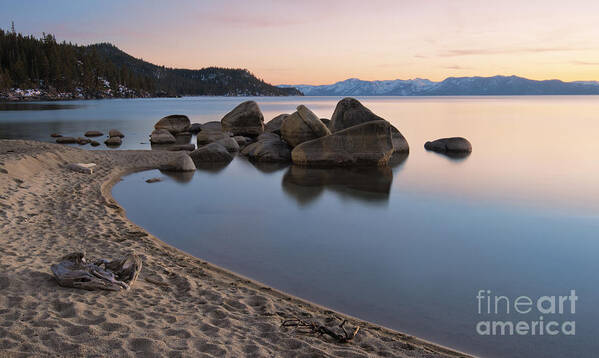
[[0, 139, 471, 358]]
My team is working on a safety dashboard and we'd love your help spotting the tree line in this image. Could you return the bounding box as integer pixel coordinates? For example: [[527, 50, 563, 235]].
[[0, 29, 300, 97]]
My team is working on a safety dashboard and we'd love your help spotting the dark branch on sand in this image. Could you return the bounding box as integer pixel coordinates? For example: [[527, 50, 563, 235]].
[[282, 317, 360, 343]]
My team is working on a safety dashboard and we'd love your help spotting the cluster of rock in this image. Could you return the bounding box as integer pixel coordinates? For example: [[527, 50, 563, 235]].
[[150, 97, 471, 172], [53, 129, 124, 147]]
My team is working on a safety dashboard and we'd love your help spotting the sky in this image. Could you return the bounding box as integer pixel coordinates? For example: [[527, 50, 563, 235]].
[[2, 0, 599, 85]]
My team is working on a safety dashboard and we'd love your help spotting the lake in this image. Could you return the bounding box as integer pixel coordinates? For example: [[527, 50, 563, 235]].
[[2, 96, 598, 358]]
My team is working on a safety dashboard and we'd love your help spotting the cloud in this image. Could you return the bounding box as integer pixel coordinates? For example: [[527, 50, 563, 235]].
[[439, 46, 585, 57], [571, 60, 599, 66], [444, 65, 470, 70]]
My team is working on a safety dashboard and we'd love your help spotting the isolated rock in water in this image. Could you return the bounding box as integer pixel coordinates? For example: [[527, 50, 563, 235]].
[[66, 163, 96, 174], [109, 129, 125, 138], [84, 130, 103, 137], [154, 114, 191, 134], [150, 129, 176, 144], [221, 101, 264, 137], [215, 137, 240, 152], [201, 121, 223, 132], [265, 114, 289, 135], [166, 144, 195, 151], [329, 97, 385, 132], [241, 133, 291, 162], [50, 133, 62, 138], [145, 177, 162, 183], [189, 123, 203, 134], [76, 137, 91, 145], [190, 142, 233, 163], [56, 137, 77, 144], [90, 140, 100, 147], [391, 127, 409, 153], [280, 105, 331, 147], [105, 136, 122, 146], [196, 130, 229, 146], [425, 137, 472, 153], [291, 120, 394, 167], [51, 252, 142, 291], [160, 154, 196, 171]]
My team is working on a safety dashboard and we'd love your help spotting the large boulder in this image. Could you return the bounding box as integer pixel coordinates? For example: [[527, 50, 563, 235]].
[[201, 121, 223, 132], [391, 127, 409, 153], [154, 114, 191, 134], [265, 114, 289, 135], [160, 154, 196, 172], [221, 101, 264, 137], [280, 105, 331, 147], [329, 98, 409, 152], [190, 142, 233, 163], [215, 137, 240, 152], [291, 120, 394, 167], [150, 129, 176, 144], [241, 133, 291, 162], [196, 131, 230, 146], [425, 137, 472, 153], [329, 98, 383, 132]]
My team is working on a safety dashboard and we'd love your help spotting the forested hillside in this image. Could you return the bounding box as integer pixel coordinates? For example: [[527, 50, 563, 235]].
[[0, 29, 300, 99]]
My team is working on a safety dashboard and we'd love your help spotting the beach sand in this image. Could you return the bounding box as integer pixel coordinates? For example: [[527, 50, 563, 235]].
[[0, 139, 471, 358]]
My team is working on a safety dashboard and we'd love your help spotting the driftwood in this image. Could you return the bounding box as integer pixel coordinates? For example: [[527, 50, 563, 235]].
[[282, 317, 360, 343], [51, 252, 142, 291]]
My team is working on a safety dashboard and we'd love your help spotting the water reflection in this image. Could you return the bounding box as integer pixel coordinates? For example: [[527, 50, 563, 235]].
[[247, 160, 290, 174], [425, 150, 472, 161], [159, 169, 195, 183], [0, 102, 82, 111], [282, 165, 393, 205]]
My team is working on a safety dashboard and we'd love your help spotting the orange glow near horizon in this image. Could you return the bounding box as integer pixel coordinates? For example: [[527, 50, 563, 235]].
[[4, 0, 599, 85]]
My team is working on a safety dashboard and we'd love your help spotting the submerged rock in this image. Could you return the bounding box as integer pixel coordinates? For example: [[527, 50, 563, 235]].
[[108, 129, 125, 138], [84, 130, 103, 137], [190, 142, 233, 163], [104, 136, 122, 146], [291, 120, 394, 167], [166, 144, 196, 151], [280, 105, 330, 147], [50, 133, 62, 138], [56, 137, 77, 144], [76, 137, 91, 145], [154, 114, 191, 134], [221, 101, 264, 137], [145, 177, 162, 183], [425, 137, 472, 153], [150, 129, 176, 144]]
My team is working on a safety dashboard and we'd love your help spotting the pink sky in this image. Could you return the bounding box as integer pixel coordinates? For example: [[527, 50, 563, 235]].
[[6, 0, 599, 84]]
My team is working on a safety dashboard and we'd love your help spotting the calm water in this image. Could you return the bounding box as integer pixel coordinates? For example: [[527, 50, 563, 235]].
[[2, 97, 599, 358]]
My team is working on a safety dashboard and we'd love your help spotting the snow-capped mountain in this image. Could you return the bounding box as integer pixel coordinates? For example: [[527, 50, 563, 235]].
[[280, 76, 599, 96]]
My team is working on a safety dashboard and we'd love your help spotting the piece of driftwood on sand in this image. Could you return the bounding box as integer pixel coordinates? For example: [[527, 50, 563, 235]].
[[51, 252, 142, 291]]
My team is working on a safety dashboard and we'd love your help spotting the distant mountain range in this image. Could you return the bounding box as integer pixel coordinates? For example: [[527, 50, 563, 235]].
[[280, 76, 599, 96]]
